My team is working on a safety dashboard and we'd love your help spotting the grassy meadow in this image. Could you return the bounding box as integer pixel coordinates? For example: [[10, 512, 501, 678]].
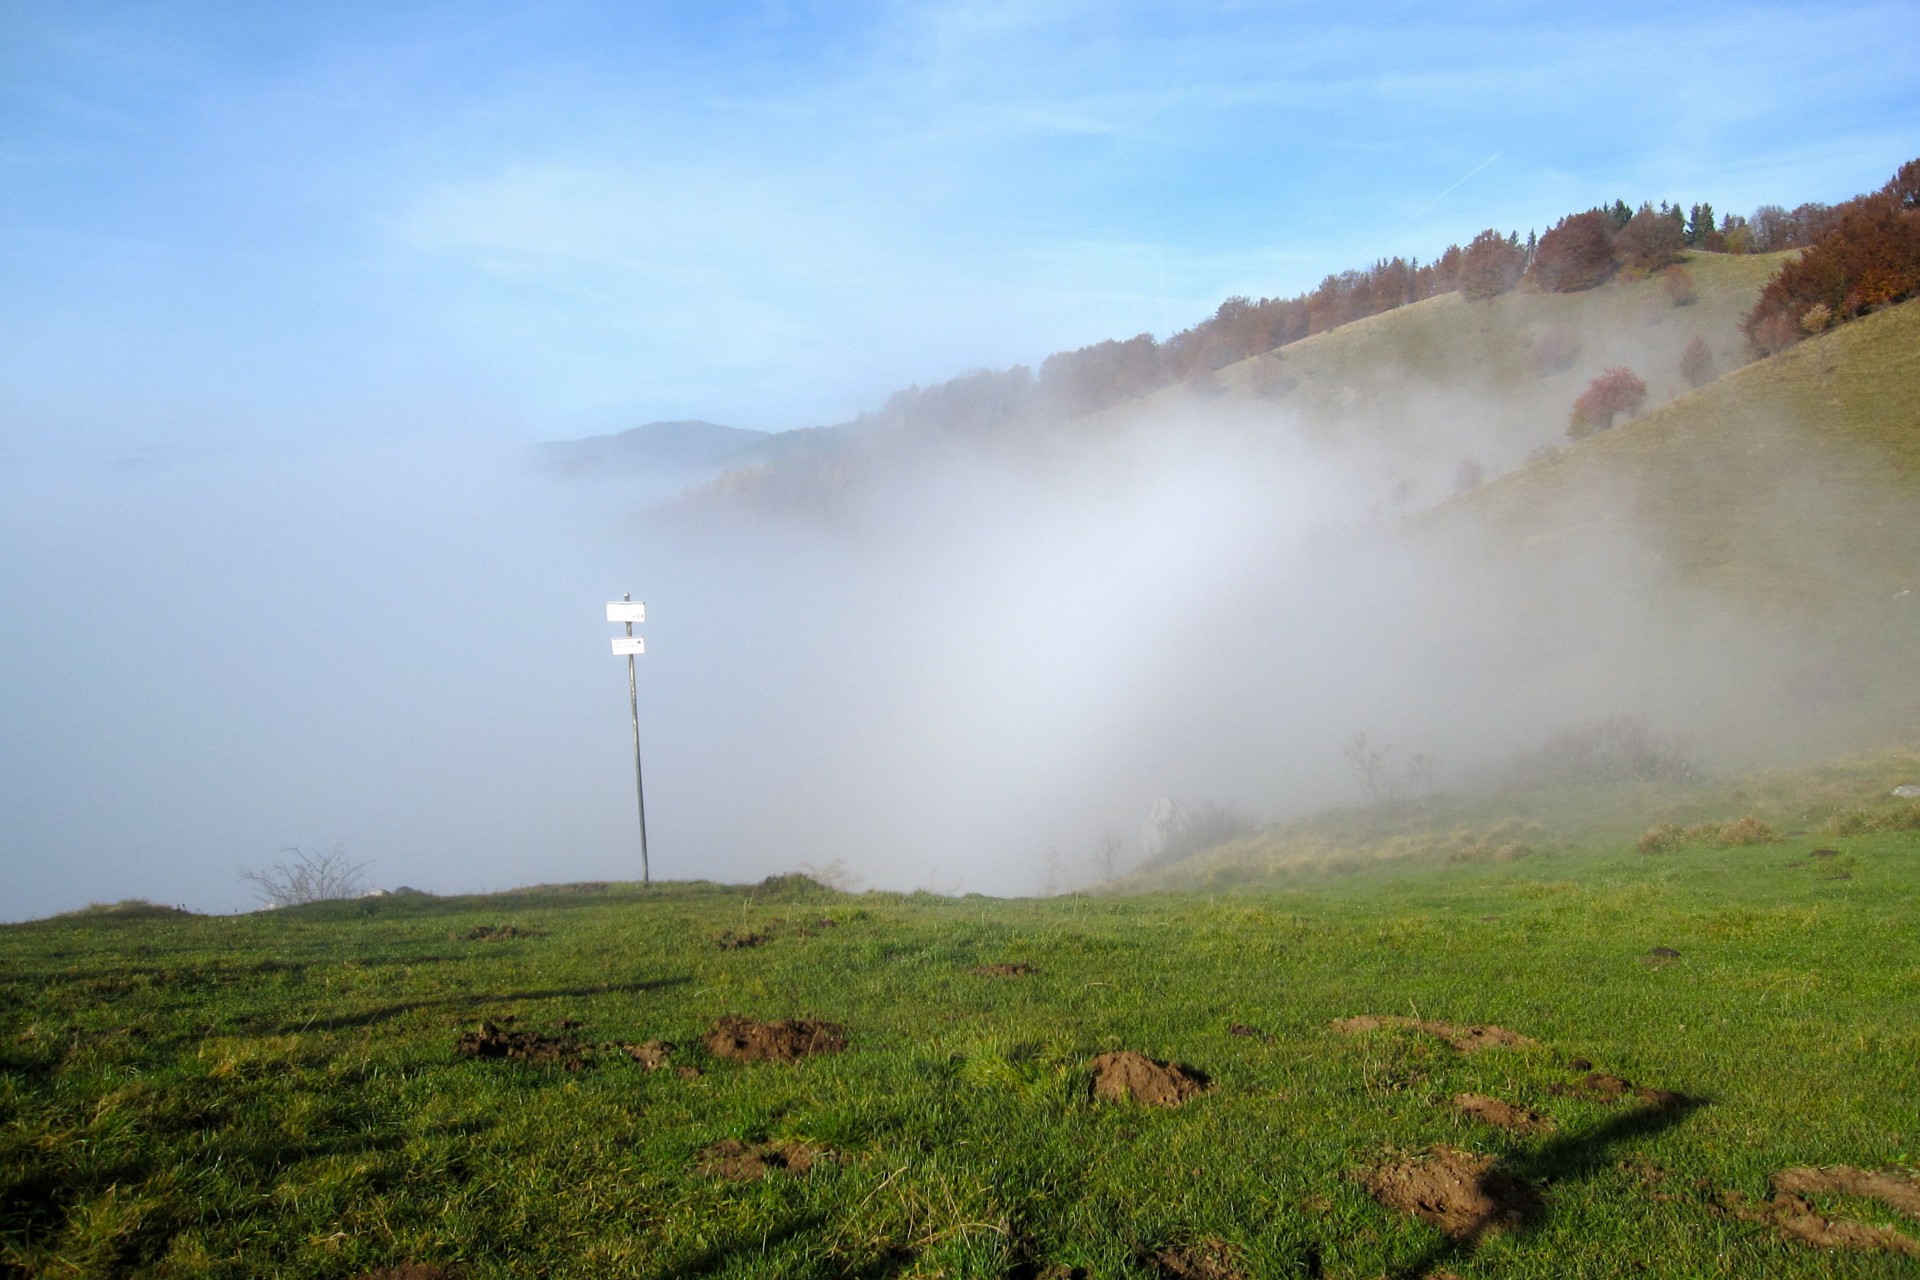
[[5, 761, 1919, 1278]]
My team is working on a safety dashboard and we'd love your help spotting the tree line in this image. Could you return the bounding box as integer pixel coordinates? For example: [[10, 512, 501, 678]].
[[859, 157, 1917, 437]]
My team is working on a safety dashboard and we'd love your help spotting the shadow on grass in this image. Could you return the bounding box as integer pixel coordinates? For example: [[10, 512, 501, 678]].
[[1387, 1095, 1707, 1280], [283, 976, 691, 1033]]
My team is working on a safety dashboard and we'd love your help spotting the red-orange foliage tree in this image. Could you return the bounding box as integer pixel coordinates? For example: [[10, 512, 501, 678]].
[[1529, 211, 1617, 292], [1569, 367, 1647, 438], [1458, 229, 1525, 300], [1741, 178, 1920, 357]]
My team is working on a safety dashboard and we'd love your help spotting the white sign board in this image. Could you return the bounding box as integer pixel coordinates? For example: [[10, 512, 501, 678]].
[[611, 636, 646, 656], [606, 601, 647, 624]]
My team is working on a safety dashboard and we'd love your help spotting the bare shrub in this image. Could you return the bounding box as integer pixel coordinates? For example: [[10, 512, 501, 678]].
[[1679, 336, 1716, 388], [1716, 816, 1778, 846], [1637, 823, 1683, 854], [1829, 803, 1920, 835], [1504, 716, 1703, 791], [1140, 800, 1254, 868], [240, 845, 370, 908]]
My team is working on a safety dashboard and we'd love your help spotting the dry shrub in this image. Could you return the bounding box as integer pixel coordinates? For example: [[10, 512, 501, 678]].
[[1505, 716, 1702, 790], [1640, 817, 1779, 851], [1828, 803, 1920, 835], [1637, 823, 1683, 855]]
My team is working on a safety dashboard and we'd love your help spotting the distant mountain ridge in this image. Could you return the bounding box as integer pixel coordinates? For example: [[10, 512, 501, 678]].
[[541, 419, 769, 475]]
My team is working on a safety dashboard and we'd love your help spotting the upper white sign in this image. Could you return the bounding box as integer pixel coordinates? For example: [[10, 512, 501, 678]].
[[611, 636, 646, 656], [605, 601, 647, 624]]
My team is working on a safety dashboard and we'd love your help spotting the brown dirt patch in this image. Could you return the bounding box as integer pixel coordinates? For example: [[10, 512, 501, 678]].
[[453, 1022, 586, 1070], [969, 962, 1035, 977], [350, 1265, 464, 1280], [703, 1016, 847, 1063], [715, 930, 767, 950], [622, 1039, 675, 1070], [1811, 848, 1841, 858], [1363, 1146, 1541, 1242], [1089, 1051, 1210, 1107], [460, 924, 533, 941], [1721, 1167, 1920, 1254], [1227, 1022, 1269, 1040], [1148, 1237, 1247, 1279], [695, 1138, 840, 1181], [1453, 1093, 1553, 1134], [1333, 1015, 1536, 1053], [1548, 1072, 1686, 1108], [1647, 946, 1681, 958]]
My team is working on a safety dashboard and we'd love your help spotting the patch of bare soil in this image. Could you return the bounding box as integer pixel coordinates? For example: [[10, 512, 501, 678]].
[[969, 962, 1035, 977], [1720, 1167, 1920, 1254], [1547, 1072, 1686, 1108], [350, 1265, 464, 1280], [1811, 848, 1841, 858], [695, 1138, 841, 1181], [1453, 1093, 1553, 1134], [1333, 1015, 1536, 1053], [622, 1039, 674, 1069], [715, 930, 767, 950], [1227, 1023, 1269, 1040], [1148, 1237, 1248, 1279], [460, 924, 533, 942], [1089, 1051, 1211, 1107], [703, 1016, 847, 1063], [1362, 1146, 1541, 1242], [453, 1022, 587, 1070]]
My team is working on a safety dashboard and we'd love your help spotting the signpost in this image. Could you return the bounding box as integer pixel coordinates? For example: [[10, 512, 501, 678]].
[[606, 595, 650, 885]]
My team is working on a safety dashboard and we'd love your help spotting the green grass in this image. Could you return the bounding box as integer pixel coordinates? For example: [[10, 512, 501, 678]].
[[5, 810, 1919, 1278]]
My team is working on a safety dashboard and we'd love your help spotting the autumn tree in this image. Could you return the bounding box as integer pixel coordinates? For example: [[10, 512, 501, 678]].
[[1886, 157, 1920, 210], [1679, 336, 1715, 387], [1568, 367, 1647, 439], [1661, 264, 1698, 306], [1741, 185, 1920, 356], [1617, 206, 1686, 274], [1458, 229, 1526, 299], [1529, 210, 1617, 292]]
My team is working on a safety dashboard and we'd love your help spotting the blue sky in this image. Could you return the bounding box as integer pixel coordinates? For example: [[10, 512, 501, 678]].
[[3, 1, 1917, 453]]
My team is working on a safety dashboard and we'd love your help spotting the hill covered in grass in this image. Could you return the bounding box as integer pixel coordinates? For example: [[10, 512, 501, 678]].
[[6, 817, 1918, 1277]]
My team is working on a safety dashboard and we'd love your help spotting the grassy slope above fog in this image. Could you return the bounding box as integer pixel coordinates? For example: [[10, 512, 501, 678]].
[[5, 829, 1920, 1279]]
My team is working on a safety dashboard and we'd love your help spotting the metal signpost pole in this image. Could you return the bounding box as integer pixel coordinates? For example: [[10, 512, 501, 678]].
[[607, 595, 650, 886]]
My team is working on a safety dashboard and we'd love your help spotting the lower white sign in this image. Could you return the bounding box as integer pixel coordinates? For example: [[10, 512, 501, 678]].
[[611, 636, 646, 656]]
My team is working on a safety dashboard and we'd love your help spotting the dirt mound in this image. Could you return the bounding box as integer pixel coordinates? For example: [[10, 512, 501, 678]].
[[1333, 1015, 1536, 1053], [1363, 1146, 1541, 1242], [350, 1265, 464, 1280], [695, 1138, 839, 1181], [461, 924, 533, 941], [715, 930, 766, 950], [1548, 1072, 1686, 1108], [1089, 1051, 1210, 1107], [969, 962, 1035, 977], [453, 1022, 586, 1070], [1721, 1167, 1920, 1254], [1453, 1093, 1553, 1134], [703, 1016, 847, 1063], [622, 1039, 675, 1069], [1148, 1237, 1247, 1278], [1227, 1023, 1269, 1040]]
